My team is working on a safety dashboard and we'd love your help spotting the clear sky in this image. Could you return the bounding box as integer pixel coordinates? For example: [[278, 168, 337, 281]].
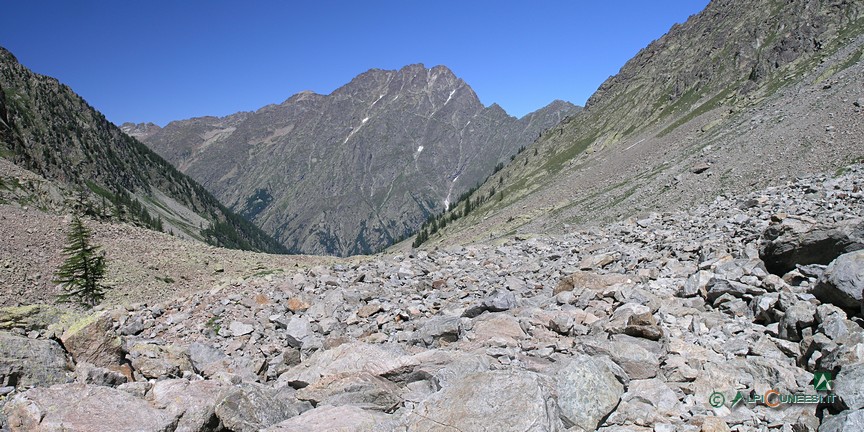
[[1, 1, 709, 126]]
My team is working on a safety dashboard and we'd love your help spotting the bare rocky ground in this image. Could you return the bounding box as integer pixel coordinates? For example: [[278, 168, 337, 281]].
[[0, 204, 335, 308], [1, 163, 863, 431]]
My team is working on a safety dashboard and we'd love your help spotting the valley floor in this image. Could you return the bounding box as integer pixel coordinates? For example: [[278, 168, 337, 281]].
[[2, 164, 864, 431]]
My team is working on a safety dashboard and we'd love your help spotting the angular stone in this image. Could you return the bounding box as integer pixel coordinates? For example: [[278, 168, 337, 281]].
[[128, 343, 193, 380], [705, 278, 765, 302], [187, 342, 227, 374], [280, 342, 410, 388], [819, 409, 864, 432], [812, 250, 864, 310], [284, 316, 313, 349], [61, 311, 124, 369], [406, 370, 564, 431], [835, 363, 864, 410], [554, 271, 633, 295], [0, 332, 69, 389], [760, 220, 864, 275], [483, 289, 516, 312], [681, 270, 713, 298], [579, 335, 660, 380], [357, 303, 383, 318], [0, 304, 79, 334], [472, 313, 525, 347], [229, 320, 255, 337], [74, 361, 127, 386], [150, 379, 230, 432], [3, 383, 177, 432], [778, 302, 817, 342], [215, 383, 307, 432], [556, 355, 623, 430], [295, 372, 402, 411], [264, 404, 397, 432], [414, 316, 461, 347]]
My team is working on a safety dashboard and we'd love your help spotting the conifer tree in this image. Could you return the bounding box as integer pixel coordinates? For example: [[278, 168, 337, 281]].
[[54, 216, 108, 307]]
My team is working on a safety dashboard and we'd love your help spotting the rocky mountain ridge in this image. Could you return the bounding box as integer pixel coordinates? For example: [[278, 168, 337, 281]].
[[130, 64, 579, 256], [3, 161, 863, 431], [419, 0, 864, 251], [0, 47, 286, 254]]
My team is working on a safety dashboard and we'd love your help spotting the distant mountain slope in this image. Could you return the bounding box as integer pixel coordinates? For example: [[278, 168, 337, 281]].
[[132, 65, 579, 256], [417, 0, 864, 248], [0, 46, 286, 254]]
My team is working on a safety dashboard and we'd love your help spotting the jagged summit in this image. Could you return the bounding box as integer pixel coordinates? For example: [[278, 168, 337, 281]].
[[137, 64, 579, 256]]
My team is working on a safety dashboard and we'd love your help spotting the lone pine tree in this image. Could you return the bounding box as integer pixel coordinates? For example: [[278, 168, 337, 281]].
[[54, 216, 109, 307]]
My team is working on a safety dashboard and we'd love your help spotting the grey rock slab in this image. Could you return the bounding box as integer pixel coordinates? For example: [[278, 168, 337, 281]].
[[819, 409, 864, 432], [778, 302, 817, 342], [0, 331, 70, 388], [813, 250, 864, 310], [280, 342, 412, 388], [681, 270, 713, 297], [284, 316, 313, 349], [705, 278, 765, 302], [414, 316, 461, 347], [483, 289, 517, 312], [761, 220, 864, 275], [188, 342, 227, 373], [150, 379, 230, 432], [263, 404, 397, 432], [405, 369, 565, 431], [295, 372, 402, 411], [128, 342, 193, 380], [579, 335, 660, 380], [215, 382, 308, 432], [835, 362, 864, 410], [3, 383, 177, 432], [229, 320, 255, 337], [556, 355, 624, 430]]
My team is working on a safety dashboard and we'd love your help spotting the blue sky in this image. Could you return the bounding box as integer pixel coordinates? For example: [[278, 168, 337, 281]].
[[1, 1, 709, 126]]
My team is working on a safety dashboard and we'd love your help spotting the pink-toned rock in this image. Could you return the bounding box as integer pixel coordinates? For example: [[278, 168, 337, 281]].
[[553, 271, 634, 295], [60, 312, 124, 369], [150, 379, 230, 432], [4, 383, 177, 432], [264, 404, 396, 431]]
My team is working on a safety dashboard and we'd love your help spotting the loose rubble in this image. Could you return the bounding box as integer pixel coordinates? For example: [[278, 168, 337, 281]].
[[1, 165, 864, 431]]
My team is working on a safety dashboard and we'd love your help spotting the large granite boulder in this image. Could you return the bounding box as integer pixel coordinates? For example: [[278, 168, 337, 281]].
[[812, 251, 864, 310], [3, 383, 177, 432], [0, 332, 70, 389], [405, 369, 564, 431]]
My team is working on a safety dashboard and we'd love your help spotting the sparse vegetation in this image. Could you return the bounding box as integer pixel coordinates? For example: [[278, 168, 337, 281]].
[[53, 216, 109, 307]]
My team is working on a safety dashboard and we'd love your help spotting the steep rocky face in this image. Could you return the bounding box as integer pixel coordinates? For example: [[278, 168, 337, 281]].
[[426, 0, 864, 249], [0, 46, 286, 254], [136, 65, 579, 256]]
